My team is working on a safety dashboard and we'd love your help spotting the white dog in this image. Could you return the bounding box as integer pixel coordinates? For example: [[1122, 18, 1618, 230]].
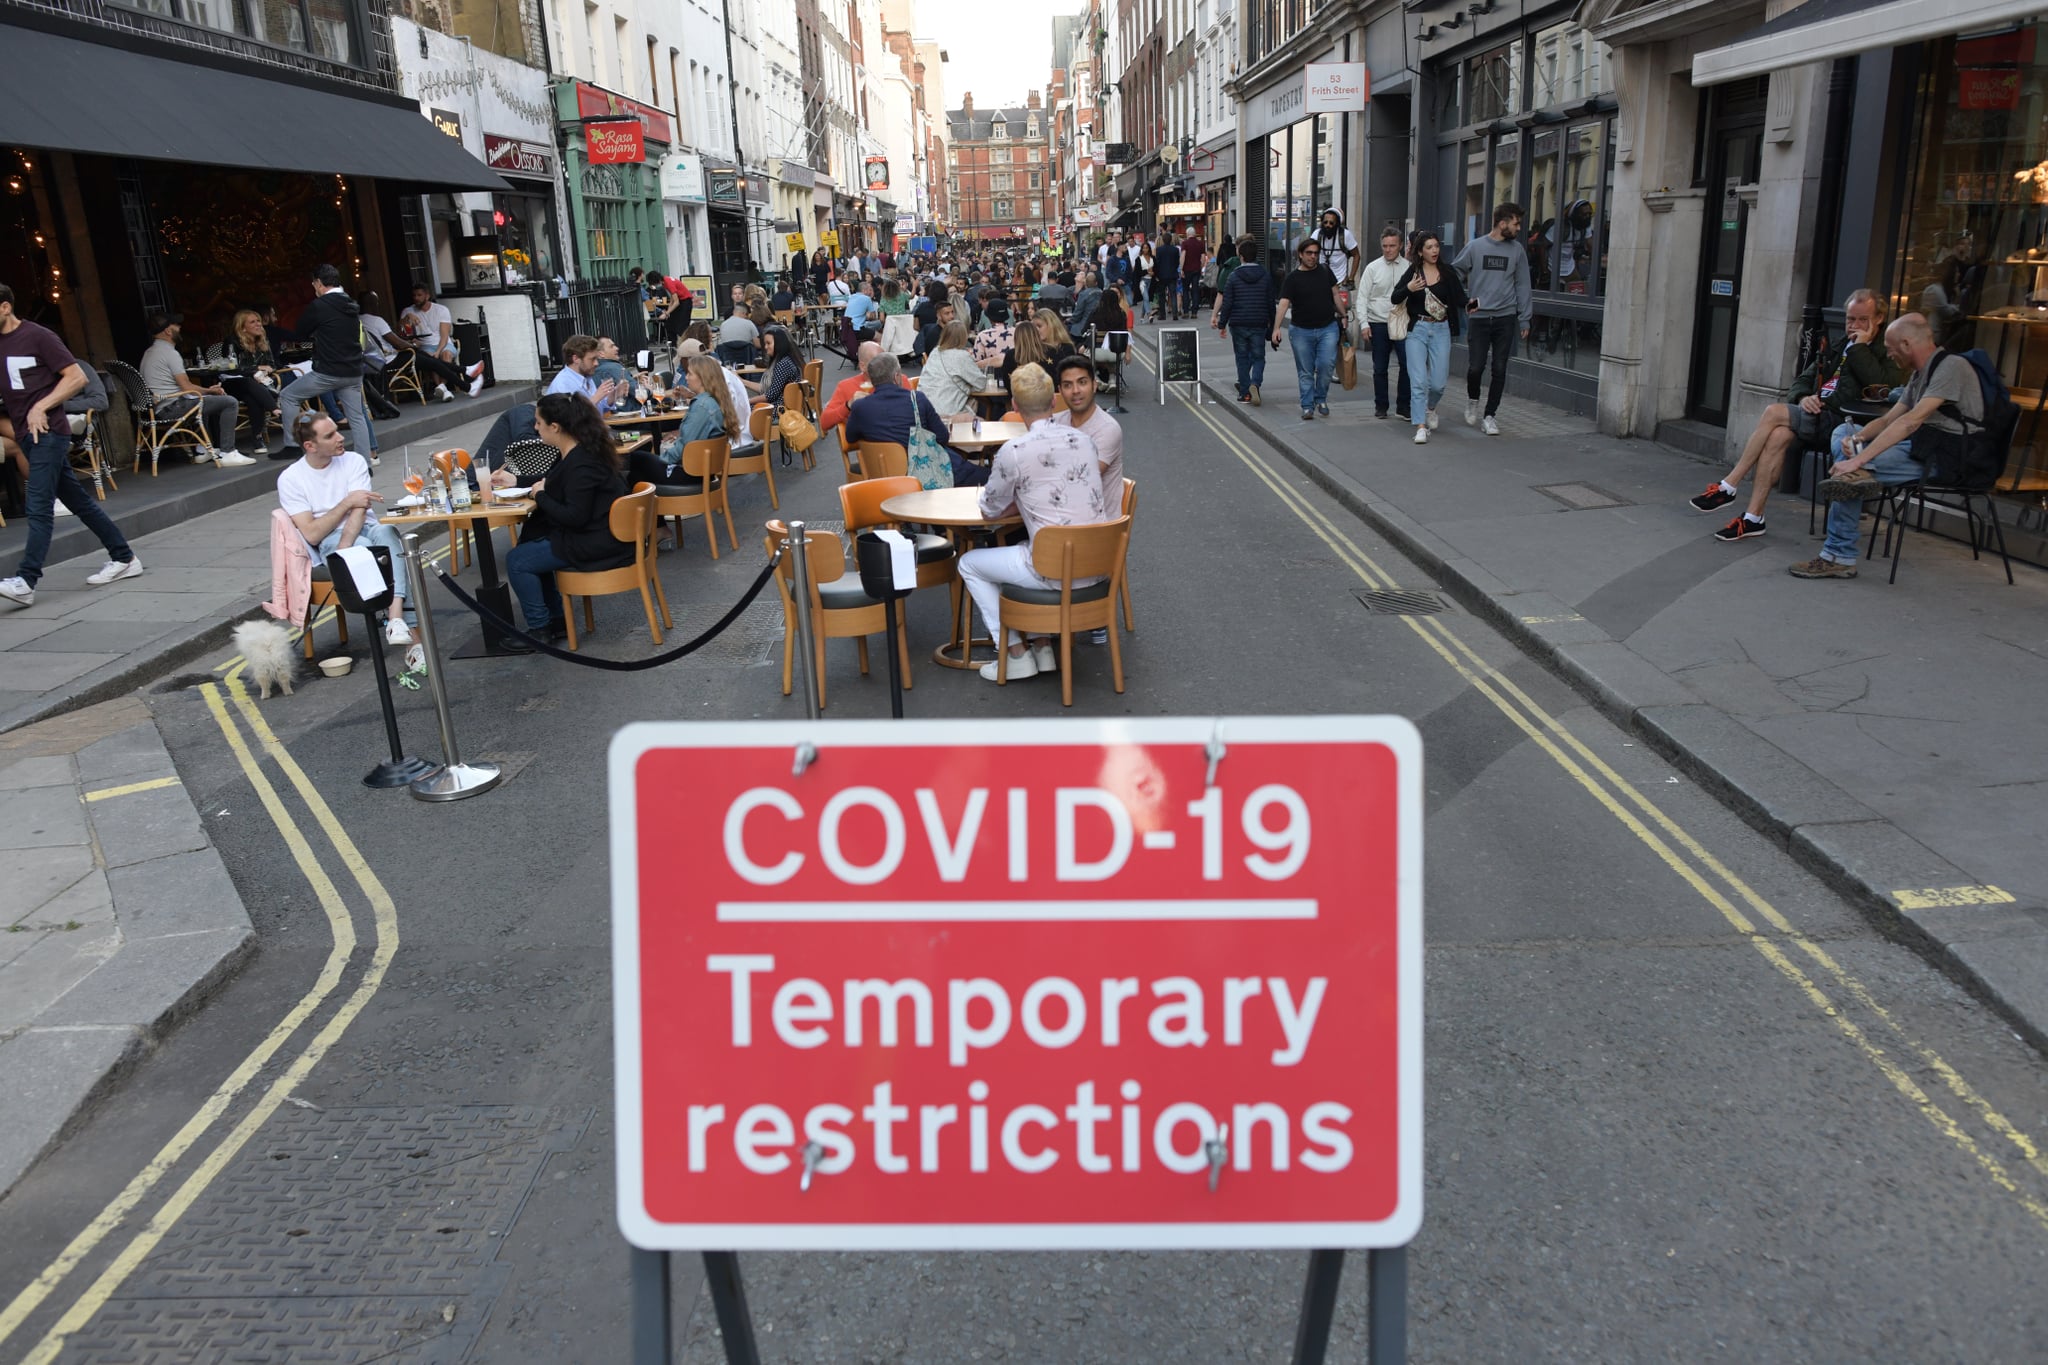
[[232, 620, 298, 699]]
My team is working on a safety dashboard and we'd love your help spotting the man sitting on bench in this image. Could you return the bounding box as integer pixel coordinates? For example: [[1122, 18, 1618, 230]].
[[1687, 289, 1900, 542]]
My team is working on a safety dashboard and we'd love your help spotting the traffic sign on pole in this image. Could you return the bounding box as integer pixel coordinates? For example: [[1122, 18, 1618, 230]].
[[610, 716, 1422, 1252]]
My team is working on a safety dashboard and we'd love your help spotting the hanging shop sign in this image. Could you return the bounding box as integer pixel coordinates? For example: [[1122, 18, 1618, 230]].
[[484, 135, 554, 178], [573, 80, 673, 145], [587, 119, 647, 165], [429, 107, 464, 141], [865, 155, 892, 191]]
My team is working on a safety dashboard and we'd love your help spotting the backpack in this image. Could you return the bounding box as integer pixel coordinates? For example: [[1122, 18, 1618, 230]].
[[1914, 348, 2016, 491], [1215, 254, 1239, 294]]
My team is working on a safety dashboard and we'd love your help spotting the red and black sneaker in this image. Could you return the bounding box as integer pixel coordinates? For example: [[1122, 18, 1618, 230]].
[[1689, 483, 1737, 513], [1713, 515, 1766, 542]]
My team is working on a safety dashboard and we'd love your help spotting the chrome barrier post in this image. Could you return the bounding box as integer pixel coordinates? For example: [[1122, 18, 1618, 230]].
[[785, 521, 823, 721], [402, 533, 503, 802]]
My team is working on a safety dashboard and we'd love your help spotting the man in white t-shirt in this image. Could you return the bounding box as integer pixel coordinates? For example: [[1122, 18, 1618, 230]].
[[398, 282, 485, 399], [1050, 352, 1125, 646], [277, 410, 414, 645], [1314, 210, 1361, 290]]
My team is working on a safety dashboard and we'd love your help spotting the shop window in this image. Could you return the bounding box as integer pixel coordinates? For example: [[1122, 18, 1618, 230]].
[[1525, 315, 1602, 377], [1490, 134, 1520, 224], [1529, 128, 1562, 291], [1462, 139, 1487, 243], [1894, 23, 2048, 496], [1465, 42, 1523, 125], [1556, 122, 1605, 296], [1434, 64, 1463, 133], [582, 164, 631, 275]]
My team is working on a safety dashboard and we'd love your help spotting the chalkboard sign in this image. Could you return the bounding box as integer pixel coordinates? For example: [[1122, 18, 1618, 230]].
[[1158, 327, 1200, 386]]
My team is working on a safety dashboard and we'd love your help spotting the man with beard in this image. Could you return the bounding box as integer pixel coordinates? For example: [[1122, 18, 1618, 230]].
[[1452, 202, 1532, 436]]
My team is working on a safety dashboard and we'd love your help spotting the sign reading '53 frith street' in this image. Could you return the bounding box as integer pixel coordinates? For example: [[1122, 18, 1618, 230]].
[[609, 717, 1423, 1251]]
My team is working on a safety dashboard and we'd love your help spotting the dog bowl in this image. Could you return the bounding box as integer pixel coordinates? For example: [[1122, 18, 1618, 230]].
[[317, 656, 354, 678]]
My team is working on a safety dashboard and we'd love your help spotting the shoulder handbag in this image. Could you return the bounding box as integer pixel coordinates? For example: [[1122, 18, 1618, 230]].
[[1385, 285, 1411, 342], [905, 421, 955, 491]]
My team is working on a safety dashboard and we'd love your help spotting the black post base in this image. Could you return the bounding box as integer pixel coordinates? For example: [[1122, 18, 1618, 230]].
[[365, 755, 439, 789]]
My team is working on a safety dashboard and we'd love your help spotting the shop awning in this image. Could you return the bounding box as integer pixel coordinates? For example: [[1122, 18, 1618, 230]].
[[1693, 0, 2043, 85], [0, 23, 505, 189]]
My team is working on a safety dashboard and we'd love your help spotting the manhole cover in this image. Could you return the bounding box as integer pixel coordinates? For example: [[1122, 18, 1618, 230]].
[[1357, 589, 1446, 615], [1533, 481, 1631, 510]]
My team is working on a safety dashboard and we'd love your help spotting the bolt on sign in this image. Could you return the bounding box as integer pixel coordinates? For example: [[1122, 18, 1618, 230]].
[[610, 717, 1422, 1250]]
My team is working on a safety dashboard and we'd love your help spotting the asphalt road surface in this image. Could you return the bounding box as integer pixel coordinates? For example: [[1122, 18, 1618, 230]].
[[2, 376, 2046, 1363]]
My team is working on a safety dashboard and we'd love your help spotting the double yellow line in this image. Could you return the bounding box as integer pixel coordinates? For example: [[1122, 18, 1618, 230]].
[[0, 677, 402, 1359], [1171, 377, 2048, 1232]]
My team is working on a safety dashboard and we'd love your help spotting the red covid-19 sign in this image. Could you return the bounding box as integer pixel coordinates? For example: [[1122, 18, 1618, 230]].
[[610, 717, 1422, 1250]]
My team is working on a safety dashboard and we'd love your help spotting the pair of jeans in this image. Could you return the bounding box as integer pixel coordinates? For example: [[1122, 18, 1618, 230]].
[[410, 347, 468, 390], [13, 425, 133, 586], [1288, 320, 1339, 412], [1465, 313, 1517, 416], [314, 522, 411, 617], [1230, 326, 1268, 398], [1182, 273, 1203, 315], [218, 375, 277, 432], [162, 393, 240, 450], [1368, 320, 1411, 417], [280, 371, 370, 453], [1821, 430, 1922, 565], [1405, 321, 1451, 425], [505, 536, 572, 629]]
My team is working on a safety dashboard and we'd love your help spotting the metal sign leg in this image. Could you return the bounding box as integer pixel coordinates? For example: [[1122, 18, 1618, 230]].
[[701, 1250, 762, 1365], [1291, 1248, 1346, 1365], [1369, 1247, 1408, 1365], [631, 1246, 671, 1365]]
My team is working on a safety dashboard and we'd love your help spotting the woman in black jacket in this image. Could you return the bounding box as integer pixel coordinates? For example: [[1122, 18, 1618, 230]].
[[503, 392, 633, 647], [1389, 231, 1465, 441]]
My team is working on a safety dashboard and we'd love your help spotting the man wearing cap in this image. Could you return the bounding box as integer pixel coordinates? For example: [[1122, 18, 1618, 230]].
[[138, 310, 253, 466]]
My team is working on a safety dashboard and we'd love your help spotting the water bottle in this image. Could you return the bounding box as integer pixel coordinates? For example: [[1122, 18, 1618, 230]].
[[429, 471, 450, 514], [450, 468, 472, 510]]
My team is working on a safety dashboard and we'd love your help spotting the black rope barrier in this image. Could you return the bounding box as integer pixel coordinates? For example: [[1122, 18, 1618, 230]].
[[433, 548, 782, 672]]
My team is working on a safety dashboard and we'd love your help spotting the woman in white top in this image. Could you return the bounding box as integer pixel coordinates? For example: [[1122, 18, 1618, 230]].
[[1135, 247, 1156, 322], [915, 320, 987, 417], [1352, 226, 1414, 421]]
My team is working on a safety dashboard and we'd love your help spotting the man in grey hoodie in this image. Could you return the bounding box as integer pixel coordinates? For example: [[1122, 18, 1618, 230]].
[[1453, 201, 1532, 435]]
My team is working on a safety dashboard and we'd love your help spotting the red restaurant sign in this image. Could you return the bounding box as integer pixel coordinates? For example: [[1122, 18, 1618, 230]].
[[484, 134, 554, 178], [573, 79, 673, 146], [609, 716, 1423, 1250], [586, 119, 647, 165]]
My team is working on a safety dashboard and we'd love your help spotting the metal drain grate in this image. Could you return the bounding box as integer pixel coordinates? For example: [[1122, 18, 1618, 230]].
[[1357, 589, 1447, 615]]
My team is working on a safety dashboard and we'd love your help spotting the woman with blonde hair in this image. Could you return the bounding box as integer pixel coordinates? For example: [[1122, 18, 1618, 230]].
[[637, 354, 740, 485], [917, 319, 986, 417], [1002, 316, 1050, 384], [1036, 311, 1078, 364], [222, 308, 281, 439]]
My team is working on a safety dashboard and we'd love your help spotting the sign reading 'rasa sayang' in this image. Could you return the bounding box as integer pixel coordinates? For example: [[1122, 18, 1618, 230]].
[[609, 717, 1423, 1252]]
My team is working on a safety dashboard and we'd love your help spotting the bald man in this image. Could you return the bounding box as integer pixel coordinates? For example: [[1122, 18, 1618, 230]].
[[1793, 312, 1971, 580], [821, 340, 891, 432]]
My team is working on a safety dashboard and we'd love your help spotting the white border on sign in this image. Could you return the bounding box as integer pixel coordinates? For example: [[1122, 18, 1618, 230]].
[[608, 716, 1423, 1251]]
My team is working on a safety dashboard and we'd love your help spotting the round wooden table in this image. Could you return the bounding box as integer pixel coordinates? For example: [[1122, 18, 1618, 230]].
[[381, 499, 534, 658], [880, 488, 1022, 669], [944, 419, 1029, 455]]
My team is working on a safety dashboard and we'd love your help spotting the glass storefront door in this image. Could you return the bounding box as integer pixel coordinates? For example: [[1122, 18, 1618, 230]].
[[1687, 110, 1763, 425]]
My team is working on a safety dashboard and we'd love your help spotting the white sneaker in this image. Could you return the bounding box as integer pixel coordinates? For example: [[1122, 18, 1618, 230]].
[[1426, 409, 1440, 430], [979, 649, 1039, 682], [1464, 400, 1479, 426], [191, 448, 217, 464], [214, 450, 257, 467], [86, 557, 143, 586], [0, 576, 33, 605], [1481, 414, 1500, 436], [369, 452, 381, 467], [466, 360, 487, 381], [468, 372, 486, 397], [1033, 643, 1058, 673], [384, 618, 415, 646], [1413, 426, 1430, 445], [436, 385, 455, 403]]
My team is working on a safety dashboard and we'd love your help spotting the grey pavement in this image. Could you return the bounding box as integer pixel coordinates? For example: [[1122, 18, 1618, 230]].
[[0, 697, 252, 1196], [0, 403, 507, 1198], [0, 407, 508, 735], [1180, 330, 2048, 1049]]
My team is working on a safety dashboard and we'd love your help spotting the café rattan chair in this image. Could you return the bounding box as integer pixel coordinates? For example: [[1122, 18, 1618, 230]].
[[106, 361, 208, 475]]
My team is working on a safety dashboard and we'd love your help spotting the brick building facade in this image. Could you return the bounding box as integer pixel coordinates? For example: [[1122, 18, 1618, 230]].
[[944, 91, 1052, 242]]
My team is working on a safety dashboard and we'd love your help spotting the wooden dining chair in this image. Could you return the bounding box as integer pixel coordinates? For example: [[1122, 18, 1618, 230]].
[[555, 484, 672, 651], [838, 475, 957, 589], [1000, 408, 1025, 424], [729, 405, 779, 509], [652, 437, 736, 558], [855, 441, 908, 481], [763, 523, 912, 711], [994, 515, 1131, 706], [430, 449, 473, 571], [802, 358, 824, 410], [1118, 477, 1137, 632]]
